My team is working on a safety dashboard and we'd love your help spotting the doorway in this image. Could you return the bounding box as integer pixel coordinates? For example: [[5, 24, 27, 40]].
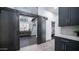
[[19, 15, 37, 48], [19, 15, 47, 49], [51, 22, 55, 39]]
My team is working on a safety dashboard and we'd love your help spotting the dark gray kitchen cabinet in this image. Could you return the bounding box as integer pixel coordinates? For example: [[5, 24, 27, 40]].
[[70, 7, 79, 25], [0, 8, 19, 51], [55, 37, 66, 51], [59, 7, 70, 26], [59, 7, 79, 26], [55, 36, 79, 51]]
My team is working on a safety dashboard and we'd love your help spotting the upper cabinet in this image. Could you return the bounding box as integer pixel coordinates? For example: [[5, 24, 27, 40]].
[[59, 7, 79, 26]]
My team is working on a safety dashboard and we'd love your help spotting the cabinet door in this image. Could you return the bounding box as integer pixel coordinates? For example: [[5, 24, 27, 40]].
[[7, 11, 19, 50], [66, 44, 79, 51], [55, 37, 60, 51], [59, 7, 70, 26], [55, 37, 66, 51], [0, 10, 19, 51], [70, 8, 78, 25], [55, 37, 79, 51], [66, 40, 79, 51]]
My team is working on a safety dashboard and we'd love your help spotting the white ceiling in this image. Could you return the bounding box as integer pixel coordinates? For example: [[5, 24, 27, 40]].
[[42, 7, 58, 15]]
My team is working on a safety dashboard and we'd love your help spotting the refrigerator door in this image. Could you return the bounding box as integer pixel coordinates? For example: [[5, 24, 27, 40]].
[[0, 9, 19, 51]]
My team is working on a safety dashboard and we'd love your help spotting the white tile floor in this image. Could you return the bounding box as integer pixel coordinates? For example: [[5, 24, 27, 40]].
[[20, 39, 55, 51]]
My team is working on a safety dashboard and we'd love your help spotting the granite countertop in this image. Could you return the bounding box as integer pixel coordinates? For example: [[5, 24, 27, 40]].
[[55, 34, 79, 41]]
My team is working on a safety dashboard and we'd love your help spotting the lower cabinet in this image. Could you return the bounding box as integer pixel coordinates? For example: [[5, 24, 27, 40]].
[[55, 37, 79, 51]]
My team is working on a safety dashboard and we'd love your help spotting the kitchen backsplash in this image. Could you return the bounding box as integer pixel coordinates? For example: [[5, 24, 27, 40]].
[[61, 26, 79, 36]]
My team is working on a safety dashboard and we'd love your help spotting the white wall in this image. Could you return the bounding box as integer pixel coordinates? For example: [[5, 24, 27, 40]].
[[61, 26, 77, 36], [38, 8, 56, 40], [55, 15, 61, 35]]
